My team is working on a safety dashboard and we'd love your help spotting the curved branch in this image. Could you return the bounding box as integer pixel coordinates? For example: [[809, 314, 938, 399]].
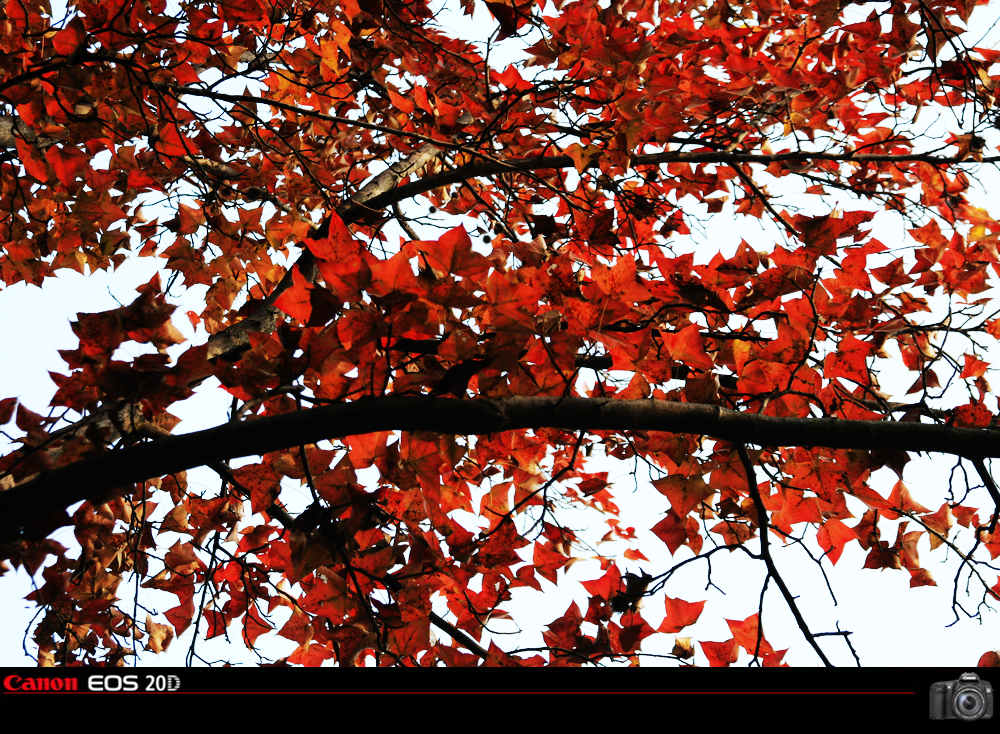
[[3, 395, 1000, 545]]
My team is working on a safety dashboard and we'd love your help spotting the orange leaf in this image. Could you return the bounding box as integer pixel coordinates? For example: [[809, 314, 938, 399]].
[[961, 354, 989, 379], [663, 324, 714, 370], [582, 564, 621, 601], [817, 518, 856, 564], [886, 481, 931, 516], [658, 596, 705, 633], [701, 638, 739, 667], [652, 474, 714, 518], [274, 267, 313, 322], [727, 613, 774, 655]]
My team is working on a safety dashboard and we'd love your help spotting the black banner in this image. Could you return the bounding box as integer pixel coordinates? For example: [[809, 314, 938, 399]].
[[0, 666, 997, 723]]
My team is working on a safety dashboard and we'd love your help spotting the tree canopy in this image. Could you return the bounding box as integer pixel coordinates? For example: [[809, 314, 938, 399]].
[[3, 0, 1000, 667]]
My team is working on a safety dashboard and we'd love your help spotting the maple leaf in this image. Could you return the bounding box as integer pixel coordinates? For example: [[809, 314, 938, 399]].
[[727, 614, 774, 656], [658, 596, 705, 633], [51, 19, 85, 55], [484, 0, 531, 38], [344, 431, 392, 469], [231, 463, 280, 515], [277, 611, 313, 646], [823, 335, 874, 385], [817, 518, 858, 564], [287, 643, 335, 667], [533, 540, 571, 583], [144, 615, 175, 653], [886, 481, 932, 516], [242, 605, 272, 647], [652, 475, 714, 518], [582, 564, 622, 602], [273, 267, 314, 322], [701, 638, 740, 667], [164, 598, 195, 637], [651, 511, 703, 555], [662, 324, 715, 371], [301, 570, 355, 621]]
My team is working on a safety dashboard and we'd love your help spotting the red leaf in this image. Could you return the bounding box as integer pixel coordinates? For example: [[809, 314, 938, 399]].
[[51, 20, 85, 56], [0, 397, 16, 424], [951, 403, 993, 428], [651, 510, 702, 555], [886, 481, 931, 516], [165, 598, 194, 636], [278, 611, 313, 645], [287, 642, 335, 666], [978, 651, 1000, 667], [582, 564, 622, 601], [242, 604, 272, 646], [344, 431, 392, 469], [823, 335, 873, 384], [15, 138, 50, 183], [533, 540, 571, 583], [484, 1, 529, 38], [45, 146, 88, 186], [726, 614, 774, 656], [817, 518, 857, 565], [961, 354, 989, 379], [663, 324, 714, 370], [274, 267, 313, 322], [301, 573, 353, 621], [231, 463, 280, 515], [701, 639, 739, 667], [658, 596, 705, 633]]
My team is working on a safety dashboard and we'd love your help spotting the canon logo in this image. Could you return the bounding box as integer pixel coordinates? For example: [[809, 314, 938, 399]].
[[3, 675, 79, 692]]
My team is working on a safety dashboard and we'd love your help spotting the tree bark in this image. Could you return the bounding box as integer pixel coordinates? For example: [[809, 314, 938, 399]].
[[2, 395, 997, 545]]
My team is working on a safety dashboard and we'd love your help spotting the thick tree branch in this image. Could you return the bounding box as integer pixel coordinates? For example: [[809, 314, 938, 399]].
[[2, 100, 990, 517], [352, 148, 999, 214], [3, 395, 1000, 546]]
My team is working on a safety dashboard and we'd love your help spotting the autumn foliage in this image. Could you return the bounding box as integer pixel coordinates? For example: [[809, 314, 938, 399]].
[[3, 0, 1000, 667]]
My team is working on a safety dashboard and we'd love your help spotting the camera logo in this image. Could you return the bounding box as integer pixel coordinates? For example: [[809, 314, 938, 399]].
[[929, 672, 994, 721]]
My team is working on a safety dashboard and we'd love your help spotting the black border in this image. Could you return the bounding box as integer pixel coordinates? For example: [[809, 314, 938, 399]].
[[1, 666, 997, 723]]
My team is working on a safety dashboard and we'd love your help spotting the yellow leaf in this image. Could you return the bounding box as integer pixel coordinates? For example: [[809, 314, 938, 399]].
[[144, 615, 175, 653]]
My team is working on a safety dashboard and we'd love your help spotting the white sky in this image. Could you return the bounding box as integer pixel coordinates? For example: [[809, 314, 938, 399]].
[[2, 0, 1000, 667]]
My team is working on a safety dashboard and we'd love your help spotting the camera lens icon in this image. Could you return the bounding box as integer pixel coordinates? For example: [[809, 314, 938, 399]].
[[955, 688, 988, 720]]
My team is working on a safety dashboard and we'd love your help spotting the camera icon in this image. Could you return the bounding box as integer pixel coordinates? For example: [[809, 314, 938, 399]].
[[929, 672, 994, 720]]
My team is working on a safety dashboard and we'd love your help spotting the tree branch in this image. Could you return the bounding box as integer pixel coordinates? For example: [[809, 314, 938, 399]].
[[21, 143, 445, 462], [735, 444, 833, 667], [204, 142, 441, 360], [3, 395, 1000, 546]]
